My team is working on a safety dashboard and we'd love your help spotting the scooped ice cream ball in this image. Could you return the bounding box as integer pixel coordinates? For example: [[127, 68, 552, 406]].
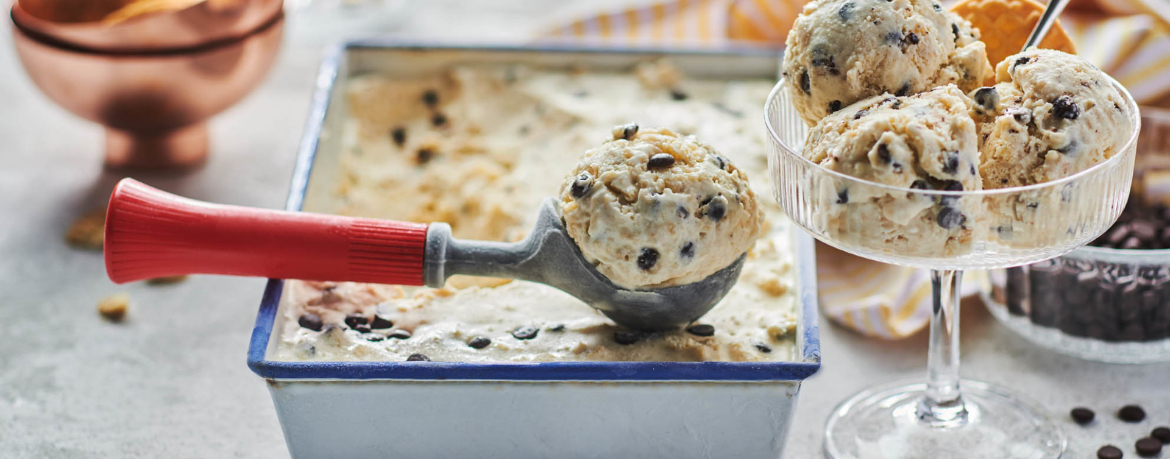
[[782, 0, 992, 126], [559, 125, 764, 290]]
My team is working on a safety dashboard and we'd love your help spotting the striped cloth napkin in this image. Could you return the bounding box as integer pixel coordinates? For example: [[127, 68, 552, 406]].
[[544, 0, 1170, 338]]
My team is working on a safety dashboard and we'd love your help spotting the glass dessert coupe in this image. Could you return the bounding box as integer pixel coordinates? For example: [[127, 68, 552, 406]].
[[765, 79, 1141, 458]]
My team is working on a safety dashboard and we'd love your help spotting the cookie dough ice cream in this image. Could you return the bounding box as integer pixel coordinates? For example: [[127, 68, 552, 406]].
[[274, 62, 801, 363], [971, 49, 1134, 189], [782, 0, 993, 126], [559, 126, 764, 290], [802, 85, 982, 256]]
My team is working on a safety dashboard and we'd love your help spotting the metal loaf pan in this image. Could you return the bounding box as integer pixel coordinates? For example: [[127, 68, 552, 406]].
[[247, 40, 820, 459]]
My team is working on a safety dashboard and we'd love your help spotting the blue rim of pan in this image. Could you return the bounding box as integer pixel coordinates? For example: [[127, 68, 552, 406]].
[[247, 41, 820, 382]]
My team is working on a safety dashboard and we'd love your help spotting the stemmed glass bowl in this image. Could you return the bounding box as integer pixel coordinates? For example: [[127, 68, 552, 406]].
[[765, 78, 1141, 458]]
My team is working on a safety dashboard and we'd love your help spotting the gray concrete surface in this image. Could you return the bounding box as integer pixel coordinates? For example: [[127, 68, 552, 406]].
[[1, 2, 1168, 458]]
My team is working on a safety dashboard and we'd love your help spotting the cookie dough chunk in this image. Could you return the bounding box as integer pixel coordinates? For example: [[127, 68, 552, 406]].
[[972, 49, 1134, 189], [560, 126, 764, 290], [782, 0, 993, 126], [803, 86, 982, 257]]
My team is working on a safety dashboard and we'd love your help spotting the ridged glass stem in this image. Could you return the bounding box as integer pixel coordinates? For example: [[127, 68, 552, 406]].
[[919, 270, 968, 427]]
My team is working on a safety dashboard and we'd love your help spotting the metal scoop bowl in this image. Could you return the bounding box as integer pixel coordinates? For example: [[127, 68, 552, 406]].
[[104, 179, 745, 330]]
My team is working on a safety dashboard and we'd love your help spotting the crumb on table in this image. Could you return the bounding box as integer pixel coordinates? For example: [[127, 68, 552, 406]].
[[98, 293, 130, 322], [65, 206, 106, 250]]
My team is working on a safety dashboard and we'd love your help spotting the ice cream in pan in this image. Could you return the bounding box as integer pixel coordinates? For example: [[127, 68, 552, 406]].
[[103, 126, 764, 331]]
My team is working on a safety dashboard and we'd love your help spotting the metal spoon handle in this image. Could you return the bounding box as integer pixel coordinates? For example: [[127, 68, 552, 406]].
[[1023, 0, 1072, 50]]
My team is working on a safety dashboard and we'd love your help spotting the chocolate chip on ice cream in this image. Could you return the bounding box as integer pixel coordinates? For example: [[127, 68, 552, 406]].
[[511, 326, 539, 340]]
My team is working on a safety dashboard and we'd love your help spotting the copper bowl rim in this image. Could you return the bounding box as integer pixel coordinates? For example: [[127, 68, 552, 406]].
[[10, 0, 283, 55]]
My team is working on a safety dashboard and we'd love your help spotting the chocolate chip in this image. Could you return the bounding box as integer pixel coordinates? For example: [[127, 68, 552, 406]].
[[937, 207, 966, 229], [829, 100, 843, 113], [854, 108, 869, 120], [677, 206, 689, 219], [1014, 56, 1031, 68], [614, 332, 641, 345], [952, 23, 960, 41], [680, 242, 695, 260], [799, 70, 811, 94], [548, 324, 566, 332], [298, 313, 324, 332], [1007, 107, 1032, 124], [891, 100, 903, 109], [686, 324, 715, 336], [904, 32, 920, 45], [669, 88, 689, 100], [885, 31, 903, 44], [755, 343, 772, 353], [697, 196, 725, 221], [1071, 407, 1095, 425], [1119, 404, 1146, 422], [1097, 445, 1123, 459], [512, 326, 539, 340], [838, 2, 855, 21], [354, 325, 371, 334], [370, 316, 394, 329], [468, 336, 492, 349], [1131, 221, 1157, 241], [972, 87, 999, 112], [431, 113, 448, 127], [619, 124, 639, 140], [365, 334, 384, 342], [876, 144, 891, 164], [895, 83, 911, 97], [648, 153, 676, 169], [932, 3, 942, 11], [711, 154, 727, 170], [377, 329, 406, 340], [837, 188, 849, 204], [1137, 437, 1162, 457], [943, 151, 960, 175], [637, 248, 659, 271], [390, 127, 406, 146], [416, 147, 436, 165], [570, 172, 593, 198], [810, 45, 838, 74], [422, 90, 439, 106], [1052, 95, 1080, 120], [406, 353, 430, 361], [344, 314, 369, 329], [943, 180, 964, 192], [1151, 427, 1170, 443], [1107, 225, 1132, 245]]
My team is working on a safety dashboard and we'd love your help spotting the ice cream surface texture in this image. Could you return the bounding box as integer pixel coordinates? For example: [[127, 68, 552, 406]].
[[274, 62, 800, 363], [559, 126, 764, 290], [782, 0, 993, 126], [971, 49, 1135, 189], [802, 85, 981, 256]]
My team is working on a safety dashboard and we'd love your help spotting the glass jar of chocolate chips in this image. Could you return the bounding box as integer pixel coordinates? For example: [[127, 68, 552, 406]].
[[979, 107, 1170, 364]]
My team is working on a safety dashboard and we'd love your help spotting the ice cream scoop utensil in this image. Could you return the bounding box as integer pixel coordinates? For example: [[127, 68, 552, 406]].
[[1023, 0, 1071, 50], [103, 179, 744, 330]]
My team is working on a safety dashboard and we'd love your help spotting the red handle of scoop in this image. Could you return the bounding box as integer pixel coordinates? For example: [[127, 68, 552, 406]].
[[103, 178, 428, 285]]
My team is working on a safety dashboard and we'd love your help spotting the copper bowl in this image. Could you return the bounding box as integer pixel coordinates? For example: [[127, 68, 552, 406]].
[[12, 0, 284, 53], [11, 8, 284, 170]]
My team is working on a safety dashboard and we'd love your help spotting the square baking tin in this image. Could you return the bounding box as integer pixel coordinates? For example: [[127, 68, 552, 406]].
[[247, 41, 820, 459]]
